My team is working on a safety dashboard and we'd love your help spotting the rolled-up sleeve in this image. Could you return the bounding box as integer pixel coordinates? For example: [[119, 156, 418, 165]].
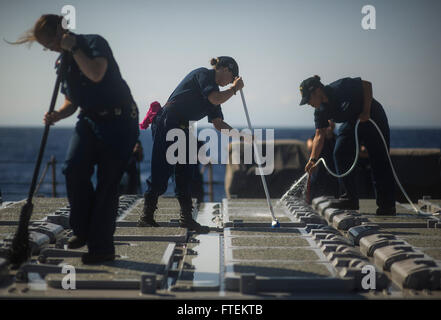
[[314, 108, 330, 129], [88, 35, 112, 59], [207, 105, 224, 123]]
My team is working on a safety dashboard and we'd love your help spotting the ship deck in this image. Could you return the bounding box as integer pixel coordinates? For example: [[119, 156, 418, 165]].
[[0, 195, 440, 300]]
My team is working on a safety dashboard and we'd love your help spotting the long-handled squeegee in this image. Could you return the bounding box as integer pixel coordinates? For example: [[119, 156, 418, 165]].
[[8, 53, 66, 267], [239, 89, 280, 228]]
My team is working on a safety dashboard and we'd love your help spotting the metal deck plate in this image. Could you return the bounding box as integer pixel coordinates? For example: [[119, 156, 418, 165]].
[[130, 197, 198, 209], [226, 208, 287, 214], [125, 207, 182, 216], [230, 236, 310, 247], [54, 241, 174, 274], [229, 228, 301, 236], [46, 273, 142, 290], [380, 228, 441, 237], [222, 217, 347, 293], [226, 261, 332, 277], [0, 226, 18, 237], [402, 237, 441, 248], [39, 241, 176, 290], [222, 199, 303, 228], [368, 216, 429, 223], [225, 216, 293, 222], [224, 198, 279, 203], [114, 227, 187, 242], [0, 208, 49, 222], [8, 198, 69, 208], [229, 248, 320, 261], [121, 213, 180, 222]]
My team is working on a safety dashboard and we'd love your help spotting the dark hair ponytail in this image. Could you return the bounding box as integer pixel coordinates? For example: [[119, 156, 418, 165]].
[[313, 75, 324, 88], [210, 57, 219, 68], [210, 56, 239, 77]]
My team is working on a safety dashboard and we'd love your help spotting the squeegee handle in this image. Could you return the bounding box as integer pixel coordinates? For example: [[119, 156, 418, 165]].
[[239, 89, 276, 217], [26, 53, 66, 203], [239, 89, 253, 131]]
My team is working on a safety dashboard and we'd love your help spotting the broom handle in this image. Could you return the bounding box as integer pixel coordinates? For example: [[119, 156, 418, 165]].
[[239, 89, 276, 220], [26, 53, 65, 203]]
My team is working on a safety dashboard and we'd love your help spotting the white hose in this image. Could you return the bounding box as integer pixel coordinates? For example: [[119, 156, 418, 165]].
[[279, 119, 436, 216], [314, 119, 435, 217], [316, 120, 361, 179]]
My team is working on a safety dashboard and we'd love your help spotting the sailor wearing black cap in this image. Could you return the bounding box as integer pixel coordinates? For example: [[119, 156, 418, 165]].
[[300, 75, 396, 215], [138, 56, 244, 232]]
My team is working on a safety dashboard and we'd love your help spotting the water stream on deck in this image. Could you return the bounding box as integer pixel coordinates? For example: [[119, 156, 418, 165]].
[[276, 173, 309, 207]]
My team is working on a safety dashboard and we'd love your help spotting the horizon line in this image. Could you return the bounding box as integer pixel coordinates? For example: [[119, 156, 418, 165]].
[[1, 125, 441, 130]]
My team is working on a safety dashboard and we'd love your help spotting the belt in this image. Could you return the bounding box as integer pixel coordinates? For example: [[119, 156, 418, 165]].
[[82, 103, 138, 120]]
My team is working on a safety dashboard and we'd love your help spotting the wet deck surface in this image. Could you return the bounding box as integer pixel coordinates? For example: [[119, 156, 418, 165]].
[[0, 195, 440, 299]]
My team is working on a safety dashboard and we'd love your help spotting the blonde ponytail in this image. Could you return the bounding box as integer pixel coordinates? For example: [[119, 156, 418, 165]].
[[5, 14, 62, 47]]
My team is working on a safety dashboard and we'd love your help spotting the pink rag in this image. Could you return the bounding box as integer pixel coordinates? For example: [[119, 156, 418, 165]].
[[139, 101, 161, 130]]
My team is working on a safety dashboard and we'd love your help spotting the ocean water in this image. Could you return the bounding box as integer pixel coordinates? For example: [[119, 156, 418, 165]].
[[1, 126, 440, 202]]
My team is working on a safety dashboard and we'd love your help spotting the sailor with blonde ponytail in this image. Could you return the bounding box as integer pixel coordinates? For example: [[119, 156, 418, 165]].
[[9, 14, 140, 264]]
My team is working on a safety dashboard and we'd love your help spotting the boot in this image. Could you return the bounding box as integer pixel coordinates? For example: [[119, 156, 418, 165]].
[[67, 235, 87, 249], [376, 207, 396, 216], [178, 197, 209, 233], [138, 194, 160, 227], [328, 197, 359, 210]]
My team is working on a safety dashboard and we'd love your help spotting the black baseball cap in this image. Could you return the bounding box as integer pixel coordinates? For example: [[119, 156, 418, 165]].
[[217, 56, 239, 78], [299, 75, 323, 105]]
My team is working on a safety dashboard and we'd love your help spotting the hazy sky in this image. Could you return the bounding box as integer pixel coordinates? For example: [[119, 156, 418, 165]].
[[0, 0, 440, 128]]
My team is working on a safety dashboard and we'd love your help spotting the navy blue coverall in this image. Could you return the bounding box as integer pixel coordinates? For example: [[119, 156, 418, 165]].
[[314, 77, 395, 209], [145, 67, 223, 207], [58, 34, 139, 255]]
